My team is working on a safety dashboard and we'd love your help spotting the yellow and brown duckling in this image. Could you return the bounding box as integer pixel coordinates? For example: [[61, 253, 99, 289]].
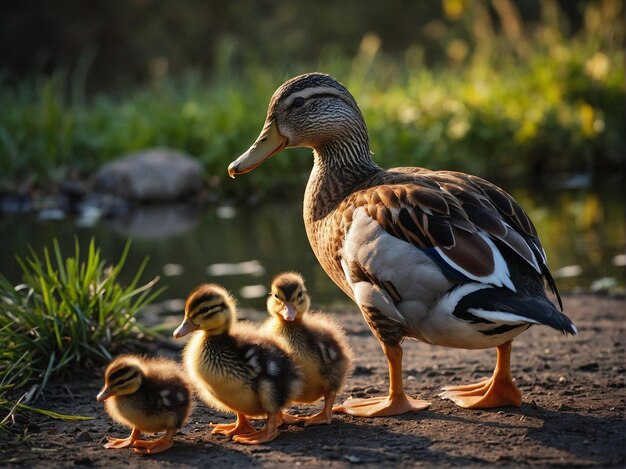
[[173, 283, 302, 445], [96, 355, 192, 455], [265, 272, 353, 426]]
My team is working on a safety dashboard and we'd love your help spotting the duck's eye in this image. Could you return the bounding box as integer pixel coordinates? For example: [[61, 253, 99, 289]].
[[274, 294, 280, 299], [292, 97, 305, 108]]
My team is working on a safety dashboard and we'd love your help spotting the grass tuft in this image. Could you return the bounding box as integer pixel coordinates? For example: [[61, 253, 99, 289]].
[[0, 238, 164, 433]]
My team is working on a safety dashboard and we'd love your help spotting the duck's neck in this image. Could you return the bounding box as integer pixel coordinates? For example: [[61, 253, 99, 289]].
[[305, 134, 381, 221]]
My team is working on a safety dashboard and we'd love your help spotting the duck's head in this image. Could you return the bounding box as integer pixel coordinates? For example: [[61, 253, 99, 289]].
[[228, 72, 369, 177], [96, 356, 144, 402], [267, 272, 311, 322], [173, 284, 236, 339]]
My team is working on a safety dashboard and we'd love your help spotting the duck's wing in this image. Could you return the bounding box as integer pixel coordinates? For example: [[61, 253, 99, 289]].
[[341, 169, 561, 305]]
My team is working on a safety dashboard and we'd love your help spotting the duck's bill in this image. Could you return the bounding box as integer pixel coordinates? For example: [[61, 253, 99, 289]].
[[228, 120, 287, 178]]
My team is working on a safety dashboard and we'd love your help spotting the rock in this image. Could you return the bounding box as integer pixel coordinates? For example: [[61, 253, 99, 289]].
[[75, 430, 93, 442], [578, 362, 600, 372], [94, 148, 202, 201]]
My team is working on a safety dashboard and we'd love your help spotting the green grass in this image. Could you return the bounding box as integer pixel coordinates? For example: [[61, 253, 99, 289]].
[[0, 238, 164, 433], [0, 2, 623, 197]]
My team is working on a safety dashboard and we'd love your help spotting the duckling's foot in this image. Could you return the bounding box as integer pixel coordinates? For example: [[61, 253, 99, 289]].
[[232, 413, 280, 445], [104, 428, 141, 449], [333, 394, 431, 417], [303, 411, 332, 426], [211, 413, 256, 436], [104, 437, 135, 449], [303, 391, 336, 426], [277, 410, 305, 426], [438, 340, 523, 409], [131, 429, 176, 455]]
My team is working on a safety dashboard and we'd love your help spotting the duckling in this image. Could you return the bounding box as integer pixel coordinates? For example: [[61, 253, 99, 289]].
[[265, 272, 353, 426], [173, 283, 302, 445], [96, 355, 192, 455]]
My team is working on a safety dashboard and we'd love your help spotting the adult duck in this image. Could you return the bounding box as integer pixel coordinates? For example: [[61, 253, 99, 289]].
[[228, 72, 576, 416]]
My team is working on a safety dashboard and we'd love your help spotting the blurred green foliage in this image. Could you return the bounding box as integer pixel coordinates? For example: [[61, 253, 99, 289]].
[[2, 0, 586, 87], [0, 0, 623, 197]]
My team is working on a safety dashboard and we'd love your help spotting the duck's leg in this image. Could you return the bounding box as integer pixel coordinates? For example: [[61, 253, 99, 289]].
[[232, 412, 280, 445], [334, 343, 431, 417], [211, 412, 256, 436], [439, 340, 522, 408], [131, 428, 176, 455], [303, 390, 336, 426], [104, 427, 141, 449]]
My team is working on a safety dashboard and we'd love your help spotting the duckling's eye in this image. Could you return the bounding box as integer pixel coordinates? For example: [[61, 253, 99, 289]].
[[274, 294, 280, 299], [292, 97, 305, 108]]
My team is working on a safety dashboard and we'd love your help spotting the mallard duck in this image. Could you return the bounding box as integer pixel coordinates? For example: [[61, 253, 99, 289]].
[[173, 283, 302, 444], [228, 72, 577, 416], [264, 272, 353, 425], [96, 355, 192, 454]]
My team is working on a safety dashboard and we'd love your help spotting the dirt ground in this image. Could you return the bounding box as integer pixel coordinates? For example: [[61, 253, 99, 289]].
[[1, 293, 624, 467]]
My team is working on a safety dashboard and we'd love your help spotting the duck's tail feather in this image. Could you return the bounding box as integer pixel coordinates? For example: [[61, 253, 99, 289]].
[[453, 286, 577, 335]]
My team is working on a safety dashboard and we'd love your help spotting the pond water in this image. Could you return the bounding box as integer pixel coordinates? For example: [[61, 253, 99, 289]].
[[0, 178, 624, 314]]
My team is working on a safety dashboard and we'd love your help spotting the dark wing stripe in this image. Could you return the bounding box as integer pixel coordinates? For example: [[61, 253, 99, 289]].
[[398, 208, 428, 246], [462, 203, 506, 237], [500, 226, 540, 272], [424, 216, 455, 247]]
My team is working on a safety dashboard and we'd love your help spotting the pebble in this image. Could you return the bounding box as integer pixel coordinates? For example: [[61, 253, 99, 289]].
[[75, 430, 93, 442], [578, 362, 600, 372]]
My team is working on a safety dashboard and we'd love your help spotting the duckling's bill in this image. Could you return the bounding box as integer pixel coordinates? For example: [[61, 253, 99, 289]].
[[173, 319, 198, 338], [228, 120, 287, 178], [96, 386, 114, 402], [281, 303, 297, 321]]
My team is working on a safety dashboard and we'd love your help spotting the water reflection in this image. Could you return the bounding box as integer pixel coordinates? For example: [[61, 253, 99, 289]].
[[105, 204, 199, 238], [0, 182, 623, 314]]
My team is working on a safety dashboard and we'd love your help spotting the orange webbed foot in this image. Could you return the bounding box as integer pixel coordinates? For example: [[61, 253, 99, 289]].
[[439, 341, 523, 409], [439, 376, 522, 408], [130, 428, 176, 455], [103, 428, 141, 449], [232, 413, 280, 445], [104, 436, 135, 449], [333, 394, 431, 417], [211, 413, 256, 436]]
